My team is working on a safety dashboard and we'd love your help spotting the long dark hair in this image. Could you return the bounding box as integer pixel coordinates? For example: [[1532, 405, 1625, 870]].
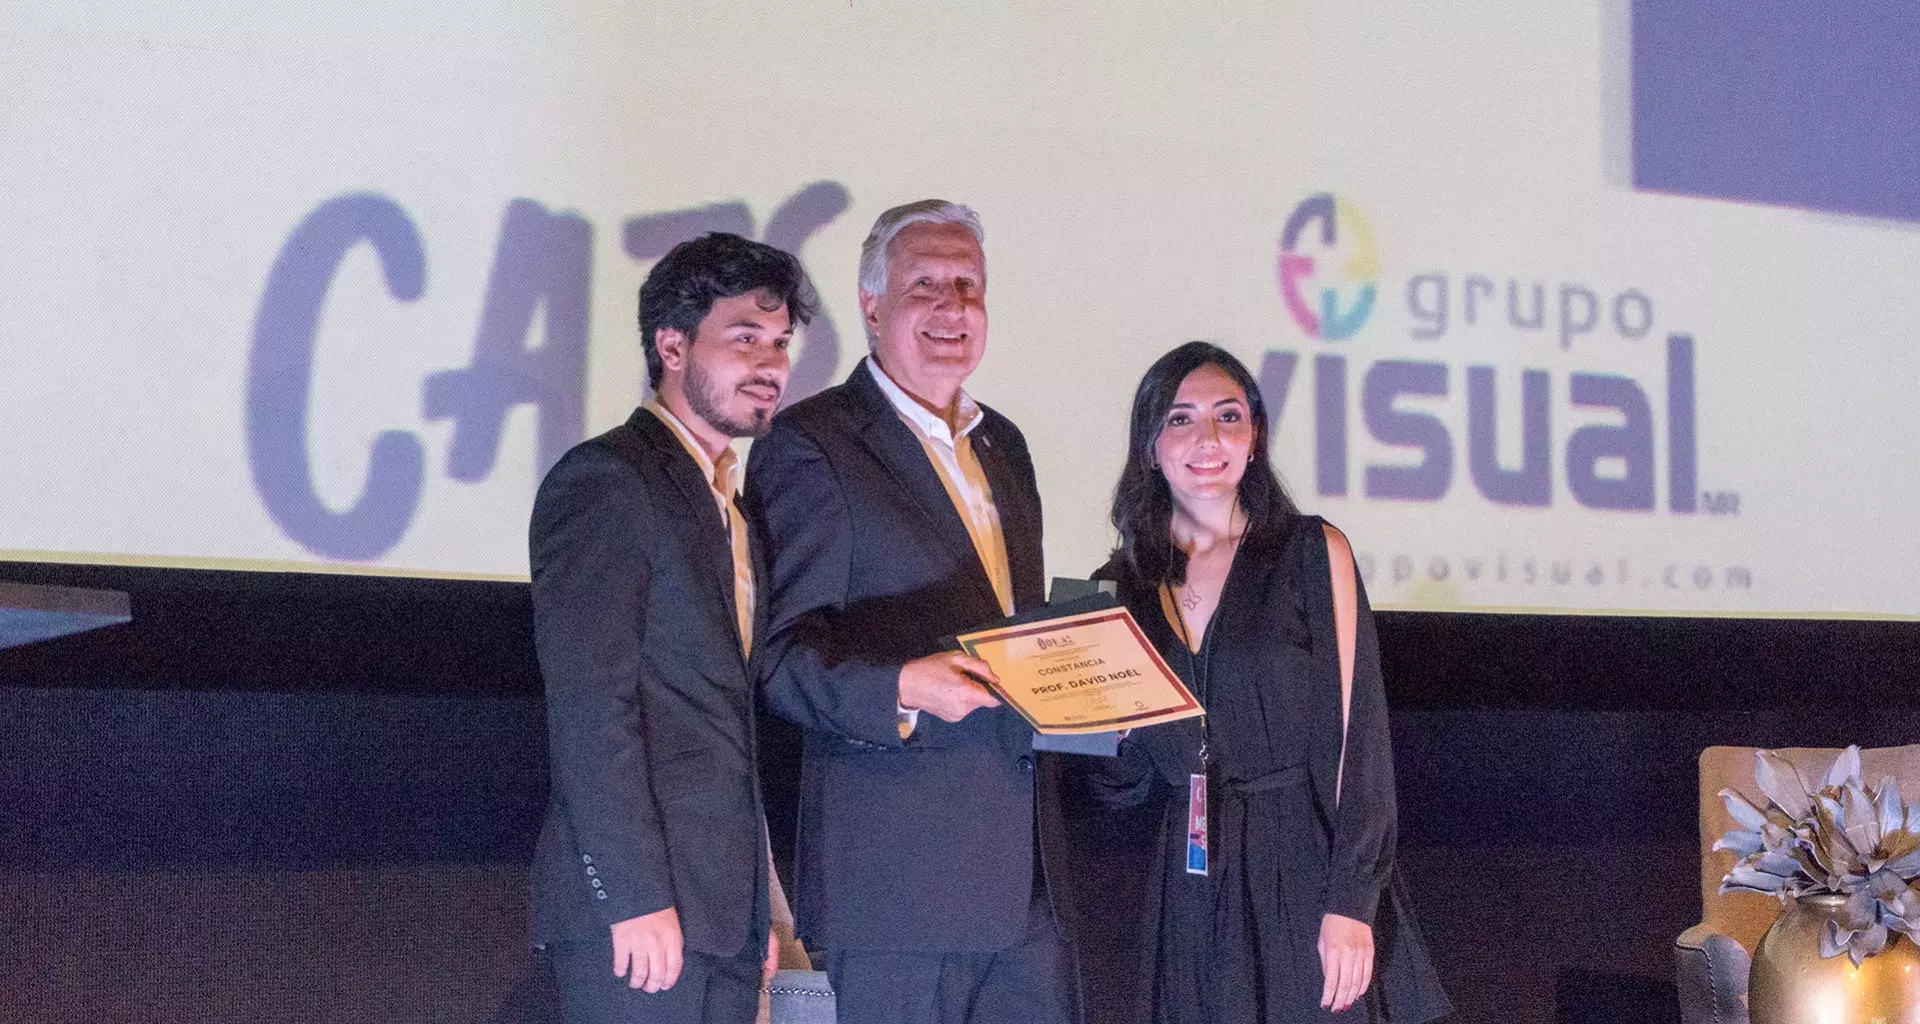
[[1109, 342, 1298, 589]]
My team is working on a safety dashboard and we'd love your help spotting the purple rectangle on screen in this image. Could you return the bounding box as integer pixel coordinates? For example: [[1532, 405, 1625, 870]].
[[1632, 2, 1920, 223]]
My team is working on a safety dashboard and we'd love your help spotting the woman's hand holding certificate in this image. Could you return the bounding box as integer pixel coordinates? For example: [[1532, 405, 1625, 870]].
[[955, 607, 1203, 734]]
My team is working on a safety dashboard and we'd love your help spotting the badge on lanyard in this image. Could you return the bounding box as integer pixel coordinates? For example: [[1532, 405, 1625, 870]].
[[1185, 772, 1209, 876]]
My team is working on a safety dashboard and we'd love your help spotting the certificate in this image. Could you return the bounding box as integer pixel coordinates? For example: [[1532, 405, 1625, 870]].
[[956, 606, 1203, 734]]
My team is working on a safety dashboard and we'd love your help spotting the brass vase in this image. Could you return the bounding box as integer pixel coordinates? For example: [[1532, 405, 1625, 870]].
[[1749, 893, 1920, 1024]]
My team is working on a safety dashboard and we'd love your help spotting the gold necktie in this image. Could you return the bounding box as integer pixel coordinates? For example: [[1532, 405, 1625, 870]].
[[713, 448, 753, 658]]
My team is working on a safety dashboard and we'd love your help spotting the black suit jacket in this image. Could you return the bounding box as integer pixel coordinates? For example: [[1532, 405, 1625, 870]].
[[527, 407, 770, 957], [745, 362, 1063, 953]]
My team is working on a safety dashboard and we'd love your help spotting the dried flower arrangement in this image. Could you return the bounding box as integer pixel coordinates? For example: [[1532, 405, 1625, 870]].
[[1716, 746, 1920, 964]]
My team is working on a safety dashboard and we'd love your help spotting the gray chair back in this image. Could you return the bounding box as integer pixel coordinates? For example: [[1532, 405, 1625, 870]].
[[767, 969, 835, 1024]]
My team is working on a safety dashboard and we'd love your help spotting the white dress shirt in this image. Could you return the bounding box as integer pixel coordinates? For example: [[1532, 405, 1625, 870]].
[[865, 357, 1015, 736]]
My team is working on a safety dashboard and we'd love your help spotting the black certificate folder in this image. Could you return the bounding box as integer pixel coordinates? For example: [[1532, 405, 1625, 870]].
[[1025, 578, 1123, 757], [1046, 576, 1117, 606]]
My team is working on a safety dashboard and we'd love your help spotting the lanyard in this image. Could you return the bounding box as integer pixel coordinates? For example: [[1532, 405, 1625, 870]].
[[1164, 580, 1219, 878], [1162, 524, 1242, 879], [1162, 523, 1241, 773], [1162, 591, 1212, 773]]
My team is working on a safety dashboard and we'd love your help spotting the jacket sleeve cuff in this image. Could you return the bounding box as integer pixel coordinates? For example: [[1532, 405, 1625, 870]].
[[835, 660, 919, 748], [594, 872, 677, 928], [1321, 873, 1384, 927]]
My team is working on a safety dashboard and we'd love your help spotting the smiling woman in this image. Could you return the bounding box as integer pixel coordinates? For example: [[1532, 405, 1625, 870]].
[[1076, 341, 1451, 1024]]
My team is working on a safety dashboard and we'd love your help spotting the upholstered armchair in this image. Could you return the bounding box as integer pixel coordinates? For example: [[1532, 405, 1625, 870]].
[[765, 969, 835, 1023], [1676, 744, 1920, 1024]]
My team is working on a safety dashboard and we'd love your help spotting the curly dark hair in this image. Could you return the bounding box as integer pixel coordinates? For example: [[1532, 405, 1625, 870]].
[[1108, 341, 1298, 589], [638, 233, 820, 389]]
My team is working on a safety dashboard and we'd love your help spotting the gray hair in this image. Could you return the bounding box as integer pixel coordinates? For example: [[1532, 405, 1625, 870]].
[[856, 199, 986, 298]]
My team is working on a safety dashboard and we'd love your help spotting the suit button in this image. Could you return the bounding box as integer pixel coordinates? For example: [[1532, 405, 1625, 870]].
[[595, 890, 608, 900], [590, 878, 602, 889], [1017, 755, 1034, 773], [581, 854, 593, 865], [585, 866, 597, 876]]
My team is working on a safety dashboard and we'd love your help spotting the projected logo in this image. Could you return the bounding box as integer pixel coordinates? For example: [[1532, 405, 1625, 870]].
[[1260, 192, 1720, 517], [1259, 192, 1753, 602], [1276, 192, 1378, 341]]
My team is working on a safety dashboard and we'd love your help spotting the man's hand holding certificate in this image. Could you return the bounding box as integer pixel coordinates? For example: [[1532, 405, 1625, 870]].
[[956, 606, 1202, 734]]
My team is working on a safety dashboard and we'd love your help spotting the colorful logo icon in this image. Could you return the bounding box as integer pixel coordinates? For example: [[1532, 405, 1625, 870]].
[[1278, 193, 1378, 341]]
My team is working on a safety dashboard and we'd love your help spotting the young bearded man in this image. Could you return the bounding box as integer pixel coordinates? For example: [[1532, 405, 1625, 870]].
[[528, 233, 815, 1024]]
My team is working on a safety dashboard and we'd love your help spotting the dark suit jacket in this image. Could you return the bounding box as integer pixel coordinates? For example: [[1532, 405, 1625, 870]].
[[527, 407, 770, 957], [745, 362, 1064, 954]]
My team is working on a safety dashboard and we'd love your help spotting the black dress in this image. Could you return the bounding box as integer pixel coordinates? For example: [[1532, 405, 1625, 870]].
[[1083, 515, 1449, 1024]]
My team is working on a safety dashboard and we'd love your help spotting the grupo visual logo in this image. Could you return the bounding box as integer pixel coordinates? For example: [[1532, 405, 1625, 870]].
[[1260, 192, 1751, 602], [1276, 192, 1378, 341], [1261, 190, 1718, 518]]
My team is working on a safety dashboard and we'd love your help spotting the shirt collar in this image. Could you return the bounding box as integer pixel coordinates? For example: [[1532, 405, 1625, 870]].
[[643, 400, 738, 494], [864, 356, 983, 446]]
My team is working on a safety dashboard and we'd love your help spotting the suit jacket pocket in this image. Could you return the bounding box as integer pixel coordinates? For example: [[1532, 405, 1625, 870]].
[[650, 747, 729, 803]]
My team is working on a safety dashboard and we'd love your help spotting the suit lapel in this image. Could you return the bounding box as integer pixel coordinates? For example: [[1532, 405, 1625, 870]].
[[746, 500, 771, 669], [972, 417, 1043, 612], [846, 365, 1003, 616], [630, 409, 749, 662]]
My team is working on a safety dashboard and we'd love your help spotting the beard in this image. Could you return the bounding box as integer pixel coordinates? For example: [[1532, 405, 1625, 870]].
[[685, 358, 777, 438]]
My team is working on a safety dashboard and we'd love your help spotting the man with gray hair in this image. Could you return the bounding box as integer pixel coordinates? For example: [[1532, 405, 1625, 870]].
[[746, 200, 1079, 1023]]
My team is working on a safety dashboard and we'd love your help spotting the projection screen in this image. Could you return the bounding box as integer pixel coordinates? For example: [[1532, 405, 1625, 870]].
[[4, 1, 1917, 617]]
